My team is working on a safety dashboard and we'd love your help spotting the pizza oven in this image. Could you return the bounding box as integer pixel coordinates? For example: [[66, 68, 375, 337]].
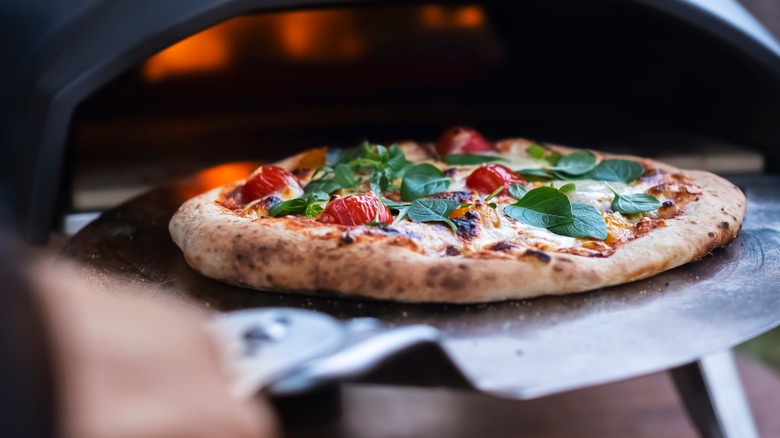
[[5, 1, 780, 436], [3, 0, 780, 243]]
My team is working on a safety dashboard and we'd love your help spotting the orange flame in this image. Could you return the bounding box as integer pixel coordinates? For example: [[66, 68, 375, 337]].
[[144, 25, 234, 82]]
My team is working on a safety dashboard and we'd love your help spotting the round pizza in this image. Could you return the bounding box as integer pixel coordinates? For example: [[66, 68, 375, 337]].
[[169, 127, 745, 303]]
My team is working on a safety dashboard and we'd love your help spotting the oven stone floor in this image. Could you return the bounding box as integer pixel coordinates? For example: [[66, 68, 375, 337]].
[[288, 354, 780, 438]]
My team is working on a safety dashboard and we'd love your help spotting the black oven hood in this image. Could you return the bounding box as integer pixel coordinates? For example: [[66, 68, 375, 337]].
[[3, 0, 780, 243]]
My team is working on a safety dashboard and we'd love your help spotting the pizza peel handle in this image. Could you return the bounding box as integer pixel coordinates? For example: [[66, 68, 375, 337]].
[[211, 308, 468, 398]]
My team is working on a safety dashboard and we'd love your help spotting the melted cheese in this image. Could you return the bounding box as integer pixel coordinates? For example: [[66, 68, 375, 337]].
[[253, 144, 681, 257]]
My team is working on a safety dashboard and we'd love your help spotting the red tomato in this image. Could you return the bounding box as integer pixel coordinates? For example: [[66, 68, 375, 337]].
[[241, 166, 303, 202], [318, 194, 393, 226], [465, 164, 525, 195], [435, 126, 492, 156]]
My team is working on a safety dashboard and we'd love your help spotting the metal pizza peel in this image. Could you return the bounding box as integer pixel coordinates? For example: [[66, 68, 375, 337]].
[[60, 164, 780, 437]]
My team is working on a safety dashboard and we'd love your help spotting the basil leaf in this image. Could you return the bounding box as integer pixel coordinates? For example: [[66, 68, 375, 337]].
[[516, 168, 553, 181], [443, 154, 509, 165], [559, 183, 576, 194], [549, 202, 607, 240], [508, 183, 527, 200], [333, 164, 358, 188], [400, 163, 451, 201], [549, 151, 597, 176], [484, 186, 504, 203], [407, 198, 459, 231], [382, 200, 411, 223], [387, 144, 413, 177], [503, 186, 572, 228], [545, 151, 563, 166], [269, 194, 326, 217], [369, 170, 389, 195], [527, 144, 546, 159], [611, 193, 662, 215], [305, 202, 324, 217], [586, 159, 644, 183], [304, 179, 341, 195], [327, 147, 362, 166]]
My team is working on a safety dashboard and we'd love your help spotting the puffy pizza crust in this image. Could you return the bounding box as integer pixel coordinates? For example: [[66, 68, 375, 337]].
[[169, 152, 745, 303]]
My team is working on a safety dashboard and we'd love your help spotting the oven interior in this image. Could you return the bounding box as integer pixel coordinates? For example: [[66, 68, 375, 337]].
[[15, 1, 780, 238]]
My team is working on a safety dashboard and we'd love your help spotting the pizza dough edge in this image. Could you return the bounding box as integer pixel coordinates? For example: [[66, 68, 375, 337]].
[[168, 160, 745, 304]]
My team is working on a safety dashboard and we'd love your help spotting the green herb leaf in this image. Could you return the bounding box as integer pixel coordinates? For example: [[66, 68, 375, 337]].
[[400, 163, 451, 201], [527, 144, 546, 159], [586, 159, 645, 183], [382, 200, 412, 223], [443, 154, 509, 165], [503, 186, 572, 228], [508, 183, 527, 200], [484, 186, 504, 203], [333, 164, 358, 188], [545, 151, 563, 166], [549, 151, 597, 176], [407, 198, 459, 231], [304, 179, 341, 195], [327, 147, 362, 166], [269, 193, 327, 218], [369, 170, 389, 195], [611, 193, 662, 215], [559, 183, 576, 194], [387, 144, 413, 177], [549, 202, 607, 240], [516, 168, 553, 181]]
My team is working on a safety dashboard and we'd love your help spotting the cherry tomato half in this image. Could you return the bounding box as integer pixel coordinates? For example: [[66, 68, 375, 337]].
[[435, 126, 492, 156], [241, 166, 303, 202], [318, 194, 393, 226], [465, 164, 525, 195]]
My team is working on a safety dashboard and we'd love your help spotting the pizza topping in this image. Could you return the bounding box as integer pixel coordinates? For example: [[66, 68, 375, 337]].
[[443, 154, 509, 165], [586, 159, 645, 183], [428, 190, 474, 204], [242, 166, 304, 202], [465, 164, 525, 195], [435, 126, 492, 156], [234, 135, 682, 257], [504, 186, 609, 240], [406, 198, 459, 231], [400, 163, 451, 201], [318, 194, 392, 226], [269, 193, 328, 218], [606, 183, 662, 214], [452, 210, 480, 239]]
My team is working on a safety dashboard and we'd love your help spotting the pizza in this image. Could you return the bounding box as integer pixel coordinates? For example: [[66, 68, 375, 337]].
[[169, 127, 745, 303]]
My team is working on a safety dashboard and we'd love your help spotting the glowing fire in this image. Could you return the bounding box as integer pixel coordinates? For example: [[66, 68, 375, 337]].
[[277, 10, 362, 60], [420, 5, 484, 28], [143, 6, 486, 82], [143, 24, 235, 82]]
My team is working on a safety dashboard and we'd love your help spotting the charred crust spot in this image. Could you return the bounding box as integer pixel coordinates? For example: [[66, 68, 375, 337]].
[[443, 168, 459, 177], [720, 221, 730, 230], [341, 233, 355, 244], [236, 253, 244, 261], [489, 241, 515, 252], [430, 190, 473, 204], [444, 246, 461, 256], [525, 249, 551, 263], [452, 211, 480, 239], [266, 274, 274, 283], [708, 232, 715, 237], [553, 265, 564, 272]]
